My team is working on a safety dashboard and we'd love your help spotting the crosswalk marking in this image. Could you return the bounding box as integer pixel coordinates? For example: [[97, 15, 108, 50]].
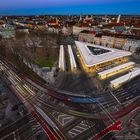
[[52, 111, 75, 126], [68, 121, 89, 138], [57, 114, 74, 126]]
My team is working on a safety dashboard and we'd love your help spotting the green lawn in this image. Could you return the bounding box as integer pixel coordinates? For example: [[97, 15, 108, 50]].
[[35, 57, 55, 68]]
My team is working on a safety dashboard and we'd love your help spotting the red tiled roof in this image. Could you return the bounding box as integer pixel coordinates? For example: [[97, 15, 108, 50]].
[[134, 25, 140, 28], [49, 24, 61, 29], [47, 19, 57, 24], [103, 32, 140, 40], [103, 22, 124, 27], [75, 22, 89, 27], [88, 31, 96, 34], [47, 19, 62, 24], [0, 21, 4, 25]]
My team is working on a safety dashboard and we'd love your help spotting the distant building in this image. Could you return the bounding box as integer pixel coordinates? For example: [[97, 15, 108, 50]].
[[114, 37, 126, 49], [78, 30, 102, 45], [79, 30, 96, 43], [78, 29, 140, 53], [79, 30, 126, 48], [123, 39, 140, 53], [102, 33, 140, 50], [45, 18, 63, 34], [62, 26, 72, 36], [113, 26, 126, 33], [0, 29, 15, 39], [47, 25, 62, 34], [73, 26, 89, 35], [18, 28, 29, 33], [73, 22, 91, 35], [0, 20, 5, 28], [16, 26, 29, 33], [101, 35, 114, 47], [94, 36, 102, 45], [117, 15, 121, 23], [47, 18, 61, 26], [101, 33, 126, 49], [0, 24, 15, 39], [130, 29, 140, 36]]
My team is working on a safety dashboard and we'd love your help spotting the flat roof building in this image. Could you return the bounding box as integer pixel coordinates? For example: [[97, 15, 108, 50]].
[[75, 41, 132, 72]]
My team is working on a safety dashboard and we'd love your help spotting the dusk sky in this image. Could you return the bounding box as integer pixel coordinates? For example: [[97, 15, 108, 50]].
[[0, 0, 140, 15]]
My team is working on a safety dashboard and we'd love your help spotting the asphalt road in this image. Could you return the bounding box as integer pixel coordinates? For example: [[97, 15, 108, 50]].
[[1, 60, 140, 140]]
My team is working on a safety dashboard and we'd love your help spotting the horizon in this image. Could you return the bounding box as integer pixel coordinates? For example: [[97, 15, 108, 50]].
[[0, 13, 140, 17]]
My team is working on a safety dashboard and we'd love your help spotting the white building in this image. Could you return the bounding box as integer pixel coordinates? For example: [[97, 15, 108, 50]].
[[58, 45, 66, 71], [75, 41, 132, 72], [123, 39, 140, 53], [73, 26, 90, 35], [62, 26, 72, 36]]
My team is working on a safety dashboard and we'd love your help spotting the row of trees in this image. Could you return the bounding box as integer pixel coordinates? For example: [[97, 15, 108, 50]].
[[10, 30, 62, 67], [0, 29, 66, 69], [135, 47, 140, 55], [0, 39, 6, 58]]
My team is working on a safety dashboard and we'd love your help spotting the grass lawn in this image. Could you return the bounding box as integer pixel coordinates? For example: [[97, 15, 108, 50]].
[[35, 57, 55, 68]]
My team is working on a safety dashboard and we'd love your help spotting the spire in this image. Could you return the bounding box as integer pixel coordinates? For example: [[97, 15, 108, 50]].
[[117, 15, 121, 23], [80, 14, 82, 21]]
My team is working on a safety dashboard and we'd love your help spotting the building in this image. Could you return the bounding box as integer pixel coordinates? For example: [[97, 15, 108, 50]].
[[94, 36, 102, 45], [47, 25, 62, 34], [114, 37, 126, 49], [79, 30, 102, 45], [73, 26, 89, 36], [73, 22, 91, 35], [78, 30, 140, 53], [75, 41, 132, 72], [101, 35, 115, 47], [62, 26, 72, 36], [0, 20, 5, 28], [79, 31, 126, 48], [0, 24, 16, 39], [79, 30, 96, 43], [101, 34, 126, 49], [123, 39, 140, 53], [130, 28, 140, 36], [47, 18, 62, 26]]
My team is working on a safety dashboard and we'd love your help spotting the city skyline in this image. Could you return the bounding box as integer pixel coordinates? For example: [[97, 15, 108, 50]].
[[0, 2, 140, 139], [0, 0, 140, 15]]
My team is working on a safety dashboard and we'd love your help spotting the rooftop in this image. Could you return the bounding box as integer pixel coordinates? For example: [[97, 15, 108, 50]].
[[75, 41, 132, 67], [102, 32, 140, 40]]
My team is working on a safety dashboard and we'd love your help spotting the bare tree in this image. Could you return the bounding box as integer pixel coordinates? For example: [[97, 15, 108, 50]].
[[15, 31, 27, 39], [0, 35, 2, 41], [0, 41, 6, 58]]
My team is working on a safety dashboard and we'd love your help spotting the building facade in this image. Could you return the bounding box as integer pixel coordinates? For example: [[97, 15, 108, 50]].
[[123, 39, 140, 53], [75, 41, 131, 73], [79, 30, 102, 45], [62, 26, 73, 36], [101, 35, 115, 47], [73, 26, 90, 35], [78, 31, 140, 52]]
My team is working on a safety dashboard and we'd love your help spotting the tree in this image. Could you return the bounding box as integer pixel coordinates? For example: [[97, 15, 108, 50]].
[[135, 47, 140, 55], [0, 41, 6, 58], [15, 31, 27, 39], [0, 34, 2, 41]]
